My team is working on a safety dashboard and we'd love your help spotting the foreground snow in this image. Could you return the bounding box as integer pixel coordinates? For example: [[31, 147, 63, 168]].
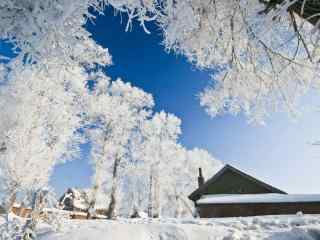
[[35, 214, 320, 240]]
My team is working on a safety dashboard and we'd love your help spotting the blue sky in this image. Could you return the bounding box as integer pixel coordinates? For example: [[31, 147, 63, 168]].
[[2, 8, 320, 196]]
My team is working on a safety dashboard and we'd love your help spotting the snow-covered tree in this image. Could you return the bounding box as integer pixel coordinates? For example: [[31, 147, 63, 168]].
[[159, 0, 320, 122], [0, 53, 105, 236], [1, 0, 320, 122], [127, 111, 223, 218], [0, 64, 82, 201], [142, 143, 223, 218], [175, 148, 223, 217], [0, 0, 111, 68], [108, 0, 320, 122], [86, 72, 154, 219], [125, 125, 223, 218], [0, 1, 113, 232], [3, 0, 315, 225], [86, 84, 223, 218], [137, 111, 182, 217]]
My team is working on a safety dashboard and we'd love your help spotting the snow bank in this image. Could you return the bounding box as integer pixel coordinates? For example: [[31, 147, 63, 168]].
[[37, 214, 320, 240], [197, 194, 320, 205]]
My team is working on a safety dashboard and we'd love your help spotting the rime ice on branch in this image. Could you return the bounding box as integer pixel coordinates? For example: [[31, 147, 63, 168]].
[[1, 1, 320, 122]]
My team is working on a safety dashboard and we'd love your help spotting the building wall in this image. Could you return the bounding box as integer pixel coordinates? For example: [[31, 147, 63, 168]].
[[11, 206, 32, 218], [198, 202, 320, 218]]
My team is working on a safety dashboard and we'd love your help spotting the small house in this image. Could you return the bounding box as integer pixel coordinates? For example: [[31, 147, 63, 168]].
[[59, 188, 107, 219], [189, 164, 320, 218]]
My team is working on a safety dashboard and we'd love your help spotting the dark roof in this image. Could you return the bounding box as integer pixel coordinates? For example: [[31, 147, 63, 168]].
[[189, 164, 287, 201]]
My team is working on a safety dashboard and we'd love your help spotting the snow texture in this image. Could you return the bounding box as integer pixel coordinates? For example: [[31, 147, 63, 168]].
[[197, 194, 320, 205], [33, 214, 320, 240]]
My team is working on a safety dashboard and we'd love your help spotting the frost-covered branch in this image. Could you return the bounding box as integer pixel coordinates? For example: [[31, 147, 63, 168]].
[[1, 0, 320, 122]]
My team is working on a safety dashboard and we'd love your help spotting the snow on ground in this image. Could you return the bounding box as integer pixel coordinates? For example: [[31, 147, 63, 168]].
[[36, 214, 320, 240]]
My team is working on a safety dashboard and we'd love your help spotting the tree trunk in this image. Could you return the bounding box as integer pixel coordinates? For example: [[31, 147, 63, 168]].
[[153, 171, 160, 218], [87, 184, 98, 219], [6, 192, 16, 213], [174, 194, 181, 218], [148, 165, 161, 218], [106, 156, 120, 219], [22, 191, 43, 240], [178, 196, 195, 217], [147, 171, 153, 218]]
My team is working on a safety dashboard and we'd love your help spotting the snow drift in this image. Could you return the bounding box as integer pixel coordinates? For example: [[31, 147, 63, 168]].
[[36, 214, 320, 240]]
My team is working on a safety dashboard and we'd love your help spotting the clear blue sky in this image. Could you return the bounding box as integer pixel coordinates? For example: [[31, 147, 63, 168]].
[[1, 8, 320, 196]]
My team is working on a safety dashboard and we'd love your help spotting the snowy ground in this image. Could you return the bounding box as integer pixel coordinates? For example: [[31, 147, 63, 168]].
[[35, 214, 320, 240]]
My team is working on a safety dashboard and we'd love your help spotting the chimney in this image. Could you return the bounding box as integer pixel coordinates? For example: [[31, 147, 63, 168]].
[[198, 168, 205, 187]]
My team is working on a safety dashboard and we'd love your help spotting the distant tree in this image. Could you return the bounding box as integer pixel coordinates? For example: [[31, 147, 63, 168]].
[[86, 72, 154, 219], [86, 87, 223, 218], [133, 112, 223, 218], [177, 148, 223, 217], [138, 111, 182, 218]]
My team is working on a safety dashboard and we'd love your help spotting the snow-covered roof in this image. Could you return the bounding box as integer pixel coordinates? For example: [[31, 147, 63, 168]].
[[60, 188, 107, 210], [189, 164, 286, 202], [197, 194, 320, 205]]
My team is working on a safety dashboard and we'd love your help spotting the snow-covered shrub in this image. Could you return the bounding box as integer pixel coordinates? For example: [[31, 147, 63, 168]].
[[0, 217, 24, 240]]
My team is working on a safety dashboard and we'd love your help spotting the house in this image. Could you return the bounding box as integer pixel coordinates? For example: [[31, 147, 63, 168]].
[[11, 204, 32, 218], [59, 188, 91, 212], [59, 188, 107, 219], [189, 164, 320, 218]]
